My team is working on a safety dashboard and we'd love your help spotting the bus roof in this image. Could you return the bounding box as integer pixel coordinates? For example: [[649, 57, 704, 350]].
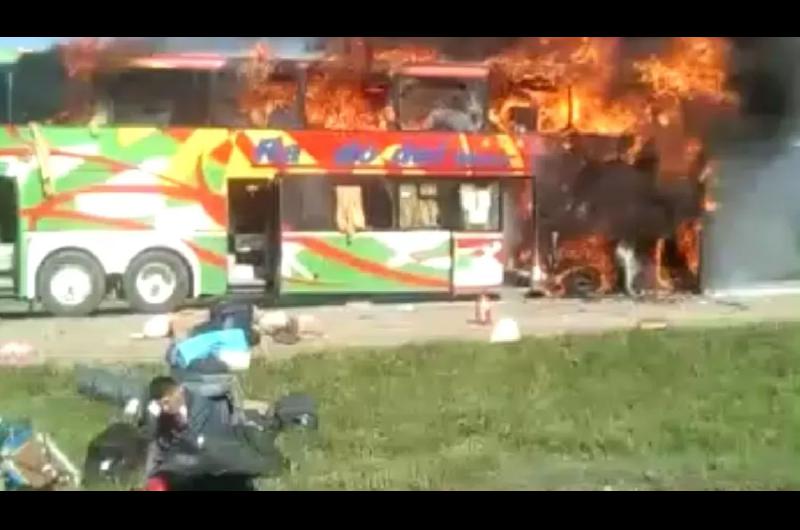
[[395, 63, 490, 80], [126, 53, 231, 71]]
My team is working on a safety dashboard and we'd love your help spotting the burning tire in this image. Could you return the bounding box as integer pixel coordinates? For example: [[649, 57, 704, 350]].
[[561, 267, 602, 298], [37, 250, 106, 317], [123, 250, 190, 314]]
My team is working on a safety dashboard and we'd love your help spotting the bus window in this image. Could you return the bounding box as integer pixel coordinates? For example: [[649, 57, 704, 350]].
[[458, 182, 501, 231], [361, 178, 394, 229], [209, 69, 250, 127], [281, 175, 335, 231], [305, 67, 391, 131], [10, 50, 68, 124], [397, 181, 460, 230], [332, 177, 394, 231], [283, 175, 396, 233], [101, 69, 208, 127], [396, 180, 500, 231], [239, 60, 302, 129], [396, 77, 485, 133]]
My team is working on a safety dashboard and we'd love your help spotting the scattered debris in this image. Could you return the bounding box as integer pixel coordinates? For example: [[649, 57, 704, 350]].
[[256, 310, 290, 335], [294, 314, 322, 336], [0, 419, 81, 490], [242, 399, 271, 416], [130, 310, 211, 341], [489, 318, 521, 343], [169, 309, 209, 340], [396, 304, 416, 312], [271, 317, 301, 345], [0, 342, 42, 367], [346, 301, 373, 311], [130, 314, 171, 340], [642, 470, 659, 482], [712, 299, 748, 311], [637, 319, 668, 331], [257, 312, 324, 346]]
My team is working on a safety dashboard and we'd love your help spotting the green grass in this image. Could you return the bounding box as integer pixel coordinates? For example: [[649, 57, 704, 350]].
[[2, 323, 800, 490]]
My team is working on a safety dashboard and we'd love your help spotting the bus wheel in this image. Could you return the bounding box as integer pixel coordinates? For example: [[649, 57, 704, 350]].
[[37, 250, 106, 317], [123, 250, 190, 314]]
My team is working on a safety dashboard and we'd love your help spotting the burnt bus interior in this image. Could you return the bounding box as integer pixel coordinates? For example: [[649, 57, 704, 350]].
[[531, 133, 705, 298], [226, 179, 281, 290]]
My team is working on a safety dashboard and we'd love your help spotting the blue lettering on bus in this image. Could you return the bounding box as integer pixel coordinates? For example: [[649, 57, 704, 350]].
[[255, 139, 300, 164], [394, 144, 447, 166], [273, 138, 513, 168], [335, 142, 377, 165], [456, 151, 510, 168]]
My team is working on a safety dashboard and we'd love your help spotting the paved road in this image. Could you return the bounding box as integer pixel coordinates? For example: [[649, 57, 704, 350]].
[[0, 291, 798, 365]]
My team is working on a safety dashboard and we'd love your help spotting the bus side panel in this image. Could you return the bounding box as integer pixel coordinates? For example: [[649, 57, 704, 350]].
[[451, 232, 505, 295], [281, 231, 452, 294], [191, 233, 228, 296]]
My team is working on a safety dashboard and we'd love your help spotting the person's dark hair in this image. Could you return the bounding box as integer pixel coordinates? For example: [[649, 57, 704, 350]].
[[148, 376, 179, 402]]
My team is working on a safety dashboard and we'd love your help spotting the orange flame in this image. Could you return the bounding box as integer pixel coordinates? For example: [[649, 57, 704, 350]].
[[372, 45, 440, 66], [238, 42, 302, 127], [676, 219, 702, 278], [634, 37, 737, 105], [486, 37, 734, 293], [489, 37, 650, 135], [554, 234, 617, 293], [653, 238, 674, 291], [305, 72, 388, 131], [300, 44, 436, 130]]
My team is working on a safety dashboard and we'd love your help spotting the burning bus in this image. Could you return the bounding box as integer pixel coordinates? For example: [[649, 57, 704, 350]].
[[0, 37, 734, 316]]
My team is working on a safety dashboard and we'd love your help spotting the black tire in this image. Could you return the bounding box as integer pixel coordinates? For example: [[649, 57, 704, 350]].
[[562, 267, 602, 298], [37, 250, 106, 317], [123, 249, 191, 314]]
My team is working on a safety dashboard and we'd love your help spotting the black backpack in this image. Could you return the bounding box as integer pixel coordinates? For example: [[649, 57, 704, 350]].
[[83, 422, 149, 489], [273, 393, 319, 430]]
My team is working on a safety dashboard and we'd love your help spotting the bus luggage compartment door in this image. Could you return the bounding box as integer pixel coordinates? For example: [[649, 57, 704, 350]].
[[451, 232, 504, 295], [279, 230, 453, 294]]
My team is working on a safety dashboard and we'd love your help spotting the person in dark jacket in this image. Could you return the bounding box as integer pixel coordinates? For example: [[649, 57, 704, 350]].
[[143, 376, 192, 478]]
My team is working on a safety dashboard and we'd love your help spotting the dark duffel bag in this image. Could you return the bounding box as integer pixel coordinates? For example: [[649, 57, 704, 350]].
[[273, 393, 319, 430], [83, 422, 149, 488]]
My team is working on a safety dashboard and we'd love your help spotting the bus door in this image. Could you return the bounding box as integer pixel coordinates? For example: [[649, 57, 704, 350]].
[[0, 175, 18, 294], [278, 175, 452, 295]]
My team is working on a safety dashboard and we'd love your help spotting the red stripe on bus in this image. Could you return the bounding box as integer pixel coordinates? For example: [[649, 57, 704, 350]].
[[286, 235, 449, 288]]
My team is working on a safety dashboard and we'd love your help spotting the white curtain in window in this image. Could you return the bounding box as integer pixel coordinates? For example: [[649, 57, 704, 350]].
[[460, 184, 492, 228]]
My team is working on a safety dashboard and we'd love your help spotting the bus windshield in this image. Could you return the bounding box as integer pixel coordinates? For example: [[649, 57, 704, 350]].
[[396, 76, 486, 133]]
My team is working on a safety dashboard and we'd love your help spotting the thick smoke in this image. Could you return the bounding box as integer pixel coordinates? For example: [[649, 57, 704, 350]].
[[703, 38, 800, 291]]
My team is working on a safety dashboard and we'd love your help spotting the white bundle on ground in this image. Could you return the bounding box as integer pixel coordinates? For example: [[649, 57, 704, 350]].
[[0, 342, 42, 366], [489, 318, 521, 344], [256, 310, 290, 335]]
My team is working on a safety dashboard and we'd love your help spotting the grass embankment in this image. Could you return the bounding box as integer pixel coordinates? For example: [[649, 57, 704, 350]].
[[1, 324, 798, 490]]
